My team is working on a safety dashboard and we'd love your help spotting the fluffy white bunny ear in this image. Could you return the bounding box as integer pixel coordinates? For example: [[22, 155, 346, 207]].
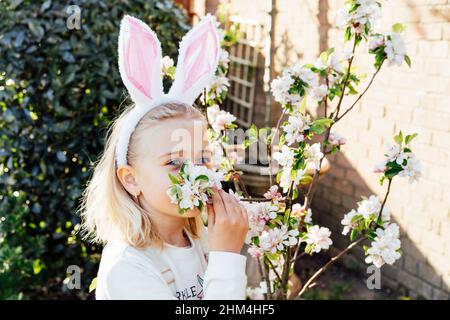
[[118, 15, 164, 108], [168, 15, 221, 104]]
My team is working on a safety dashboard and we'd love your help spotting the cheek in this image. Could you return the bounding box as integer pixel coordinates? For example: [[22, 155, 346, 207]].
[[142, 168, 171, 205], [140, 166, 187, 215], [138, 164, 202, 218]]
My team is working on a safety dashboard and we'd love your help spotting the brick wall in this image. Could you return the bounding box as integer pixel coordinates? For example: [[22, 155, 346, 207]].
[[205, 0, 450, 299]]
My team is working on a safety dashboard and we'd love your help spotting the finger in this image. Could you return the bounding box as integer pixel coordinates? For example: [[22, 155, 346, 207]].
[[213, 189, 227, 220], [220, 190, 240, 221], [226, 191, 246, 222], [240, 204, 249, 228], [207, 202, 215, 228]]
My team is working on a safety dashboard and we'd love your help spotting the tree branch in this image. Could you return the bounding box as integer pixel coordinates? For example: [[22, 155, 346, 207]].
[[335, 60, 384, 122], [297, 236, 365, 297], [330, 37, 357, 120], [297, 176, 394, 297]]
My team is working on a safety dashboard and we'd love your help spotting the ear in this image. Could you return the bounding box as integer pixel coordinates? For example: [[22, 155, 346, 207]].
[[168, 15, 221, 104], [118, 15, 164, 107]]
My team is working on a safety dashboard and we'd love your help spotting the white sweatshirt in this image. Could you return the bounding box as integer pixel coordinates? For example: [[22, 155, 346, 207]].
[[95, 227, 248, 300]]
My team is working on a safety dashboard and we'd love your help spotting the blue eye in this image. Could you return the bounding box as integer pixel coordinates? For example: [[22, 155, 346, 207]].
[[167, 159, 183, 167], [197, 157, 211, 165]]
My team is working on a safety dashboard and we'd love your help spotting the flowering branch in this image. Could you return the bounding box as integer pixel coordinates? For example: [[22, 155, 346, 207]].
[[163, 2, 420, 301], [297, 177, 393, 298], [297, 236, 366, 297]]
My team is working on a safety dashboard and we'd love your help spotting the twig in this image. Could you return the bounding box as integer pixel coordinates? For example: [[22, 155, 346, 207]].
[[298, 177, 394, 297], [330, 37, 357, 120], [265, 256, 282, 283], [379, 178, 392, 216], [268, 108, 287, 186], [239, 197, 287, 202], [336, 60, 384, 122], [290, 251, 306, 264], [256, 256, 270, 300], [297, 237, 365, 297], [261, 258, 273, 299]]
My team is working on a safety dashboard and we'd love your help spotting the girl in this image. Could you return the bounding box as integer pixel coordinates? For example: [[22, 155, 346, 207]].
[[78, 15, 249, 299]]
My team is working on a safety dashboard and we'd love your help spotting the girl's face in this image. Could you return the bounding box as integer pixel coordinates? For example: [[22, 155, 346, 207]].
[[127, 116, 212, 218]]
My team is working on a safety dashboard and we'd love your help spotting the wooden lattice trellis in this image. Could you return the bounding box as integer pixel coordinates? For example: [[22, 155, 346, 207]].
[[224, 16, 268, 129]]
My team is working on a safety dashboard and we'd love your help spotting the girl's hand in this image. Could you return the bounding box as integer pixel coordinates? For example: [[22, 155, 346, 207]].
[[206, 189, 249, 254]]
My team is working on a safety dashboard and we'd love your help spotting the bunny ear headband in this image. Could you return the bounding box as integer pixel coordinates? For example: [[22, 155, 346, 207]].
[[115, 14, 221, 167]]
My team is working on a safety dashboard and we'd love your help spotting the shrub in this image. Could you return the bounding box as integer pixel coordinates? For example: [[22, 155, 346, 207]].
[[0, 0, 190, 299]]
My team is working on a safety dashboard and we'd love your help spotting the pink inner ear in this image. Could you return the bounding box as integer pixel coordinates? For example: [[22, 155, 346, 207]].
[[182, 21, 219, 93], [123, 18, 158, 99]]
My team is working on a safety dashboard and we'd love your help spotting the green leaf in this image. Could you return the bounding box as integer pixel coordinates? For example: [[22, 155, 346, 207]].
[[33, 259, 44, 275], [299, 174, 313, 185], [392, 23, 406, 33], [404, 55, 411, 68], [168, 173, 180, 184], [292, 188, 299, 200], [276, 170, 283, 184], [345, 27, 352, 41], [405, 133, 418, 145], [299, 96, 307, 113], [319, 48, 334, 64], [394, 130, 403, 145], [350, 229, 359, 241], [310, 117, 334, 134], [195, 175, 209, 182], [89, 277, 97, 293]]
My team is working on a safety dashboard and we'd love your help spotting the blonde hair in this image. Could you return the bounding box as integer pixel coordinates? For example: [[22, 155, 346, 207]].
[[78, 102, 206, 249]]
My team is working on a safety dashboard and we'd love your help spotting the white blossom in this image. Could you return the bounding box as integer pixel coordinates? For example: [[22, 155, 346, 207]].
[[304, 143, 324, 171], [259, 227, 286, 254], [377, 142, 423, 183], [304, 225, 333, 253], [166, 161, 224, 212], [205, 74, 230, 100], [337, 0, 381, 35], [283, 115, 311, 146], [279, 167, 293, 193], [291, 204, 312, 224], [273, 145, 295, 168], [329, 132, 347, 147], [384, 32, 407, 67], [398, 153, 423, 183], [161, 56, 174, 75], [341, 46, 354, 60], [279, 167, 305, 193], [263, 185, 283, 203], [314, 54, 343, 73], [365, 223, 401, 268], [246, 281, 267, 300], [357, 195, 390, 221], [369, 34, 385, 50], [248, 245, 264, 259], [292, 65, 319, 87], [341, 209, 359, 236], [310, 84, 328, 101], [207, 104, 236, 132], [243, 202, 279, 242], [373, 160, 387, 173], [259, 225, 299, 254], [270, 75, 295, 104], [218, 49, 230, 69]]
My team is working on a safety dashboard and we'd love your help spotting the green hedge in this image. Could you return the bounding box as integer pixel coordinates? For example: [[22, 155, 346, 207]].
[[0, 0, 190, 299]]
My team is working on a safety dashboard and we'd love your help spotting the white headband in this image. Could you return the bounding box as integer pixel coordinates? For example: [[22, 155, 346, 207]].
[[115, 14, 221, 167]]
